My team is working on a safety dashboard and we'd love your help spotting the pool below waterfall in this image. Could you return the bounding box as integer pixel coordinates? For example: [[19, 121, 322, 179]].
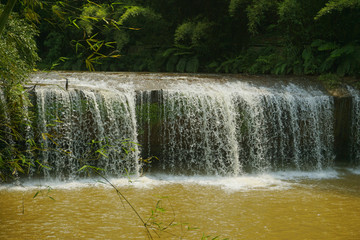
[[1, 169, 360, 239]]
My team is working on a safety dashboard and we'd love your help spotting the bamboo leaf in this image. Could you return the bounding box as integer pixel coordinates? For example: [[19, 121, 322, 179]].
[[33, 191, 39, 199], [41, 133, 47, 140], [96, 149, 108, 158], [36, 160, 52, 170], [71, 19, 80, 29]]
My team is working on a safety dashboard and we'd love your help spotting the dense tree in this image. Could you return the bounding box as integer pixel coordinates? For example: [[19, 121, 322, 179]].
[[3, 0, 360, 75]]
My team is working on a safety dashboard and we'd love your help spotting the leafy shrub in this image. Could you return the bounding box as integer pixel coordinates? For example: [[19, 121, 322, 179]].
[[317, 73, 342, 89], [0, 5, 39, 181]]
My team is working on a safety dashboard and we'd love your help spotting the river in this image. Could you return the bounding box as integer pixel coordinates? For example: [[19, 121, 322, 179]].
[[1, 169, 359, 239]]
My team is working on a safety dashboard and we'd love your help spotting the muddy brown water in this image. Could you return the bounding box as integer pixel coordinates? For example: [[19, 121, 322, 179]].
[[1, 170, 359, 239]]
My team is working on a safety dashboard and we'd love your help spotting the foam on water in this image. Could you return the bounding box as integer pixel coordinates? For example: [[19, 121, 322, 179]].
[[348, 168, 360, 175], [0, 170, 345, 193], [140, 174, 292, 192], [269, 169, 340, 180]]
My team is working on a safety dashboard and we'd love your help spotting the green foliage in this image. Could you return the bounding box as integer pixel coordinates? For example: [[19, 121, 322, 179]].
[[174, 19, 215, 47], [174, 19, 215, 48], [174, 21, 195, 45], [248, 52, 278, 74], [161, 19, 215, 73], [278, 0, 304, 39], [37, 0, 168, 71], [246, 0, 279, 35], [79, 4, 109, 35], [213, 55, 247, 74], [316, 0, 360, 19], [317, 73, 342, 89], [214, 0, 360, 76], [186, 56, 200, 73], [229, 0, 244, 17], [0, 5, 40, 181], [163, 44, 199, 73], [0, 7, 39, 82], [309, 40, 360, 76], [33, 186, 55, 201], [33, 0, 360, 76], [0, 0, 17, 35], [118, 5, 161, 26]]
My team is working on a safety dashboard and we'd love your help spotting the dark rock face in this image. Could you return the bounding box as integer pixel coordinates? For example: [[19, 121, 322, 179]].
[[333, 96, 352, 163]]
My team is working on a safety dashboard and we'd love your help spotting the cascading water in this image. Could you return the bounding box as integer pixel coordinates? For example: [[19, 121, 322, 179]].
[[234, 83, 335, 172], [142, 82, 335, 174], [159, 87, 240, 175], [14, 72, 360, 178], [33, 87, 140, 179]]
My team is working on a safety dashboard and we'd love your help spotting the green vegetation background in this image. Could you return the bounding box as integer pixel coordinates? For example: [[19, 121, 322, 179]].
[[2, 0, 358, 76]]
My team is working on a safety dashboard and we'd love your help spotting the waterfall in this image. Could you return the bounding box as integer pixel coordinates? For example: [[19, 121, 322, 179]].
[[33, 87, 140, 179], [140, 82, 334, 175], [5, 72, 358, 178], [159, 86, 240, 175]]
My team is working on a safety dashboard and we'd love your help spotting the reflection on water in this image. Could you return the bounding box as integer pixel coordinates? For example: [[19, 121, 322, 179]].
[[0, 169, 360, 239]]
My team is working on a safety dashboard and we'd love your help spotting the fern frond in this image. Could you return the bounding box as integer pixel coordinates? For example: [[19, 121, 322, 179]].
[[176, 57, 187, 73], [166, 55, 178, 72], [185, 56, 199, 73]]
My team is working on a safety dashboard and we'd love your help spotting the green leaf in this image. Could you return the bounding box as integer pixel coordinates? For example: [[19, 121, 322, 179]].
[[96, 149, 108, 158], [176, 58, 187, 73], [78, 165, 104, 172], [318, 42, 338, 51], [33, 191, 39, 199], [330, 44, 355, 58], [162, 48, 178, 57], [36, 160, 52, 170], [166, 55, 179, 72], [71, 19, 80, 29], [302, 46, 313, 62], [185, 56, 199, 73]]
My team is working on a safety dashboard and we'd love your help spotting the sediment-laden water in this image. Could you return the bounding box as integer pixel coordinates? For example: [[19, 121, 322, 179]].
[[0, 170, 360, 239]]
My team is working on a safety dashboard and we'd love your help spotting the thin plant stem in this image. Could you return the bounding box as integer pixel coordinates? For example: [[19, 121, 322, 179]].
[[94, 170, 154, 240]]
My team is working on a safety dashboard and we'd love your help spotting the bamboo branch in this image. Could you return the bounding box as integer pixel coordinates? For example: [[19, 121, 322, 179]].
[[0, 0, 17, 36]]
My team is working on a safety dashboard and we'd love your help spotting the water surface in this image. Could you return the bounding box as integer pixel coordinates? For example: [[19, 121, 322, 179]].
[[1, 169, 359, 239]]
